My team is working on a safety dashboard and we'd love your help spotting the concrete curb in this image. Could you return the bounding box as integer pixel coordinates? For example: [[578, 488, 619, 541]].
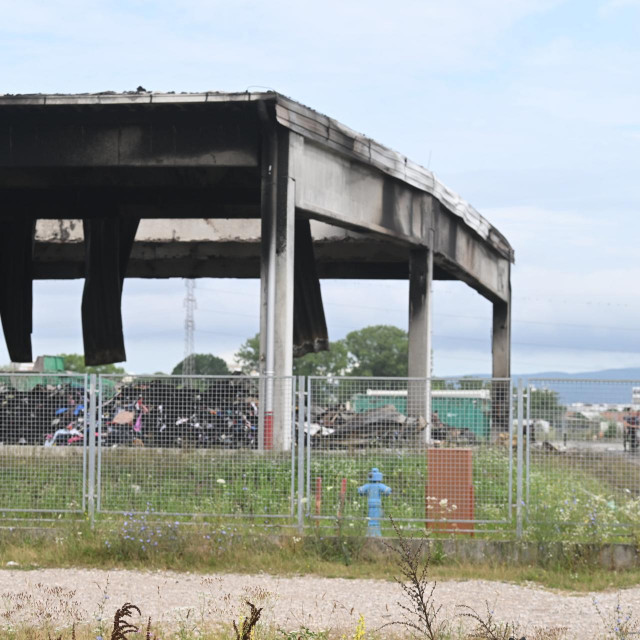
[[349, 537, 640, 570]]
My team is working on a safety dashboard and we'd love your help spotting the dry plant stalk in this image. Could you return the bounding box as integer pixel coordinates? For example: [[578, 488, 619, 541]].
[[145, 616, 160, 640], [458, 602, 521, 640], [2, 583, 82, 631], [459, 602, 568, 640], [528, 628, 568, 640], [380, 517, 448, 640], [110, 602, 141, 640], [47, 624, 76, 640], [233, 600, 263, 640]]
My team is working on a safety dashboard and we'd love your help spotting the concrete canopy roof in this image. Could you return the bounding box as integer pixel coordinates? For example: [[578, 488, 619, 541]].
[[0, 90, 513, 260], [0, 90, 513, 306], [0, 90, 514, 377]]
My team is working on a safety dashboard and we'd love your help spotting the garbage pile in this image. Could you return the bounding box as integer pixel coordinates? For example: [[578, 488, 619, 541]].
[[100, 378, 259, 448], [0, 379, 478, 449], [306, 404, 427, 448], [306, 404, 478, 448], [0, 383, 86, 445], [0, 378, 260, 448]]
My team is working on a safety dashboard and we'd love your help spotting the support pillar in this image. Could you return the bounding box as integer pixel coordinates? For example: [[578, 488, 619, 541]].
[[259, 112, 297, 451], [491, 280, 512, 437], [408, 242, 433, 443]]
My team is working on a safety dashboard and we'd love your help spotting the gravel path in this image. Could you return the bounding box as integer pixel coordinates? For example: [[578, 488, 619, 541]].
[[0, 568, 636, 637]]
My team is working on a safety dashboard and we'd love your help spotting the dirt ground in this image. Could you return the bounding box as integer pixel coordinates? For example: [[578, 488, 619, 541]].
[[0, 568, 637, 638]]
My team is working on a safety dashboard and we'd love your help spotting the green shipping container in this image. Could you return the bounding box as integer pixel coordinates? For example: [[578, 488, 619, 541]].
[[352, 390, 491, 439]]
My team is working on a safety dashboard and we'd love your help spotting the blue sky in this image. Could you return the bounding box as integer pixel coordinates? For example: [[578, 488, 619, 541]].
[[1, 0, 639, 375]]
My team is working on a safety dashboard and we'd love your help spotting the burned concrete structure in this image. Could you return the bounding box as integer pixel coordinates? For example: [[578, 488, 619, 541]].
[[0, 91, 514, 448]]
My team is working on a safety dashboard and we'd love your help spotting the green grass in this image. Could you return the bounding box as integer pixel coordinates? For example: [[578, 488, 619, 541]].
[[4, 444, 640, 542], [2, 520, 640, 593]]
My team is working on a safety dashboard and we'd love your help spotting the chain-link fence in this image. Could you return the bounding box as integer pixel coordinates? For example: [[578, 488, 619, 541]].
[[4, 373, 640, 539], [305, 377, 513, 534], [526, 379, 640, 538], [0, 373, 87, 523], [96, 375, 297, 521]]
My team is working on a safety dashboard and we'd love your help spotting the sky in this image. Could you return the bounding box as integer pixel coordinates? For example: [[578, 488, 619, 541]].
[[1, 0, 639, 376]]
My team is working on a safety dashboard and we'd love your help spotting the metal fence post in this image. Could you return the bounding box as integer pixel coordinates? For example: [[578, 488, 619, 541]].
[[306, 377, 312, 518], [258, 375, 265, 451], [87, 373, 97, 528], [82, 374, 88, 513], [526, 381, 531, 518], [507, 380, 514, 522], [297, 376, 306, 533], [516, 378, 524, 538], [289, 376, 296, 515]]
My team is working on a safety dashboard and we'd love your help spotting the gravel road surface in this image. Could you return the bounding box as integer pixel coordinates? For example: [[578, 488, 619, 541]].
[[0, 568, 636, 637]]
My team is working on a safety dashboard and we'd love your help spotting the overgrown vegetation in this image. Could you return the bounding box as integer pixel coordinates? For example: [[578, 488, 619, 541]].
[[5, 444, 640, 543], [380, 520, 448, 639], [3, 520, 640, 592], [2, 520, 640, 638]]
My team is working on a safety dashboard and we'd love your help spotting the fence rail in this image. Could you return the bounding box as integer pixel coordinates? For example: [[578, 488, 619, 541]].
[[2, 373, 640, 539]]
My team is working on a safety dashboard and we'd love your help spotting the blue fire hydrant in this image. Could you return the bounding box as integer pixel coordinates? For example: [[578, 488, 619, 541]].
[[358, 467, 392, 537]]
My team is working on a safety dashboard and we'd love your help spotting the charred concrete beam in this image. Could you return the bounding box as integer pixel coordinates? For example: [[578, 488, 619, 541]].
[[81, 213, 139, 365], [293, 218, 328, 357], [293, 138, 511, 303], [0, 184, 260, 219], [32, 219, 457, 280], [0, 217, 35, 362], [0, 103, 259, 168]]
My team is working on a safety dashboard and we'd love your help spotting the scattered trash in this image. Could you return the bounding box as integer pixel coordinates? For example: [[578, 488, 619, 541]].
[[0, 382, 85, 446], [0, 378, 478, 449], [99, 378, 259, 448], [306, 402, 475, 448], [111, 410, 135, 425]]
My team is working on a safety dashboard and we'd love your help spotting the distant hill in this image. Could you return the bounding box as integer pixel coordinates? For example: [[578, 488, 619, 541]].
[[458, 367, 640, 405], [520, 368, 640, 405], [519, 367, 640, 382]]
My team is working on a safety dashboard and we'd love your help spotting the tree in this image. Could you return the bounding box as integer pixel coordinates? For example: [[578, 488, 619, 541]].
[[293, 341, 350, 376], [235, 325, 411, 377], [235, 334, 260, 374], [58, 353, 126, 375], [345, 325, 408, 377], [458, 377, 489, 390], [234, 334, 349, 376], [172, 354, 230, 376], [529, 388, 565, 425]]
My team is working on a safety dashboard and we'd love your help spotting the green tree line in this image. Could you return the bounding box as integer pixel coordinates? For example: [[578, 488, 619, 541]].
[[234, 324, 409, 377]]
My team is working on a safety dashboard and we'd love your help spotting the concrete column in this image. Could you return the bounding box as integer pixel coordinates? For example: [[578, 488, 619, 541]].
[[408, 243, 433, 443], [273, 176, 295, 381], [259, 123, 297, 451], [491, 280, 512, 436]]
